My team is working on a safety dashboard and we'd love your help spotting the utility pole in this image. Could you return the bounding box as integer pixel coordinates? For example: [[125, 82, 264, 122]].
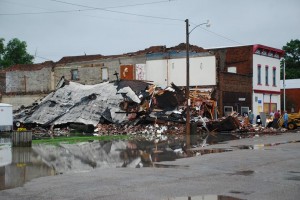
[[185, 19, 210, 150], [185, 19, 191, 149], [283, 59, 286, 111]]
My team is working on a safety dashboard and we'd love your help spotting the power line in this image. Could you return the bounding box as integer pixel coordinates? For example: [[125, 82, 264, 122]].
[[190, 21, 243, 45], [0, 9, 95, 16], [0, 0, 182, 22], [1, 1, 243, 48], [51, 0, 183, 22], [200, 27, 244, 45], [51, 1, 241, 43], [52, 0, 177, 10], [35, 55, 52, 61]]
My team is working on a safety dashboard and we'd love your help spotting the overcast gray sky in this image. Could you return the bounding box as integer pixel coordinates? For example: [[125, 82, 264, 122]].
[[1, 0, 300, 63]]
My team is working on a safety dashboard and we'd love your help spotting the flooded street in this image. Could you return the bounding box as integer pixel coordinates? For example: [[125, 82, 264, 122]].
[[0, 132, 249, 190], [1, 132, 300, 200], [1, 135, 204, 190]]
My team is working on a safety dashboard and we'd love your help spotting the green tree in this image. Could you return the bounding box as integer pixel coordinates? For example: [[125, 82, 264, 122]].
[[282, 39, 300, 79], [0, 38, 34, 69]]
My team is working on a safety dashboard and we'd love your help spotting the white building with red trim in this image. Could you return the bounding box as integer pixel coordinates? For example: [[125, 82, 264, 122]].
[[252, 44, 285, 116]]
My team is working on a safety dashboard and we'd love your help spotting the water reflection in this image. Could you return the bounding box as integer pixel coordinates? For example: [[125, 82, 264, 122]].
[[0, 139, 185, 190], [0, 145, 55, 191], [0, 134, 259, 191]]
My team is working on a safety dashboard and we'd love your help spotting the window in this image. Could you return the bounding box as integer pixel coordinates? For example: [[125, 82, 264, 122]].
[[224, 106, 233, 117], [241, 107, 249, 116], [272, 67, 276, 86], [257, 65, 261, 85], [101, 67, 108, 81], [71, 69, 79, 80], [268, 52, 273, 57], [265, 66, 269, 85], [263, 103, 277, 115], [227, 66, 237, 73]]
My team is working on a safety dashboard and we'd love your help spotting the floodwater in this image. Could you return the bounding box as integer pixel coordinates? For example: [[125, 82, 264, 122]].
[[1, 133, 297, 191], [0, 134, 234, 191]]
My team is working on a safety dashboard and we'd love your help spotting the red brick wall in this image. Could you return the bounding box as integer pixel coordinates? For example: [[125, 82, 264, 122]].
[[0, 72, 5, 96], [225, 46, 253, 75], [281, 89, 300, 113], [219, 72, 252, 92], [218, 72, 252, 116]]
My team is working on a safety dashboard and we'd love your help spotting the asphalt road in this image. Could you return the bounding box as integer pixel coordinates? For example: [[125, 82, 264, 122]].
[[1, 131, 300, 200]]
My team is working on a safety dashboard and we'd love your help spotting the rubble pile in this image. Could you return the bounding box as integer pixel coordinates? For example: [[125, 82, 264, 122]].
[[13, 79, 214, 131], [13, 79, 290, 140]]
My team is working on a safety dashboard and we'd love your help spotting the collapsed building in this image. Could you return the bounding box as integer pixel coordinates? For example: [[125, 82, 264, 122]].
[[13, 78, 221, 133], [1, 43, 288, 134]]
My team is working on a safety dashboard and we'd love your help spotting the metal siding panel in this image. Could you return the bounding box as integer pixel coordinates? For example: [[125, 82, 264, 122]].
[[146, 60, 168, 88]]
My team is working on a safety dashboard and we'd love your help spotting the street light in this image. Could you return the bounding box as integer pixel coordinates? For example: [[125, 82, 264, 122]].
[[185, 19, 210, 149]]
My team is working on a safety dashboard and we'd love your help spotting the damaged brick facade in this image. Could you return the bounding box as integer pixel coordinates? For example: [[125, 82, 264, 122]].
[[282, 89, 300, 113], [1, 43, 284, 119], [0, 61, 55, 94], [211, 46, 253, 116], [209, 44, 284, 118]]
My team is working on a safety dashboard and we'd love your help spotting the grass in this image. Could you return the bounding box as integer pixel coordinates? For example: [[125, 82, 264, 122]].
[[32, 135, 129, 146]]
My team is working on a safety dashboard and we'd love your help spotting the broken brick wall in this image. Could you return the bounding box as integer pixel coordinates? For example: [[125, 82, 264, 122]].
[[4, 67, 52, 94], [281, 88, 300, 113], [54, 64, 102, 85], [210, 46, 253, 117], [0, 72, 5, 97], [1, 94, 47, 109], [225, 46, 253, 75], [218, 72, 252, 116], [54, 55, 146, 85], [211, 45, 253, 75]]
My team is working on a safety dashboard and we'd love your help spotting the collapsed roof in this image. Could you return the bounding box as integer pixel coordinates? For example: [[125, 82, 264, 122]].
[[14, 80, 151, 126], [14, 78, 216, 129]]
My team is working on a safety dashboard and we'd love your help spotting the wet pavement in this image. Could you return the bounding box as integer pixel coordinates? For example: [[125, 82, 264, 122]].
[[0, 131, 300, 200], [0, 134, 208, 190], [164, 195, 244, 199], [1, 132, 300, 191]]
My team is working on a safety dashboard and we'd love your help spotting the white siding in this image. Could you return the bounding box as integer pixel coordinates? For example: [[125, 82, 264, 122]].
[[280, 79, 300, 89], [145, 60, 168, 88], [0, 103, 13, 131], [252, 54, 281, 117], [146, 56, 216, 88], [253, 54, 281, 92]]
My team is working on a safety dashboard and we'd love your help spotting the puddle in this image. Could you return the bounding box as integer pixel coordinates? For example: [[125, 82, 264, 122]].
[[0, 139, 191, 190], [0, 146, 55, 191], [288, 171, 300, 174], [1, 135, 298, 191], [189, 148, 233, 156], [153, 163, 189, 169], [232, 140, 300, 150], [286, 171, 300, 181], [164, 195, 244, 200], [230, 170, 255, 176], [286, 176, 300, 181], [205, 133, 240, 145], [229, 190, 253, 195]]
